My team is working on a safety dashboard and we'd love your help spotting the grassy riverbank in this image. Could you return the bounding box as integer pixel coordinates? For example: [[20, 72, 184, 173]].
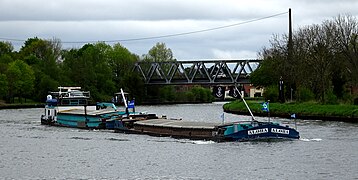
[[0, 100, 43, 109], [223, 100, 358, 122]]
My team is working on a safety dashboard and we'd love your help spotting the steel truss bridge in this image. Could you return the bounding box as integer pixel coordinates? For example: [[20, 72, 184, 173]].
[[133, 59, 262, 85]]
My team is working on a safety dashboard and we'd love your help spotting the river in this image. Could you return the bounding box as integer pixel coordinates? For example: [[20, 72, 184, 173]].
[[0, 103, 357, 179]]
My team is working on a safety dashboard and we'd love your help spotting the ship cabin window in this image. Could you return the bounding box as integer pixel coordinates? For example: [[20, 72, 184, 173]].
[[78, 99, 87, 105], [61, 99, 87, 105], [48, 110, 50, 116], [61, 99, 70, 105], [70, 100, 78, 105], [70, 91, 84, 97]]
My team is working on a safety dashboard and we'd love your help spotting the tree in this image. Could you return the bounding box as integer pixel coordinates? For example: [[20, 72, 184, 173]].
[[108, 43, 138, 90], [251, 14, 358, 103], [334, 15, 358, 85], [0, 41, 14, 74], [0, 74, 8, 100], [141, 43, 177, 101], [0, 41, 13, 55], [19, 37, 63, 101], [6, 60, 35, 103], [146, 42, 174, 62], [251, 47, 284, 87]]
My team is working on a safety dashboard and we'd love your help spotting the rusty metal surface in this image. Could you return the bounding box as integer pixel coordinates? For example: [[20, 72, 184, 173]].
[[134, 119, 220, 129]]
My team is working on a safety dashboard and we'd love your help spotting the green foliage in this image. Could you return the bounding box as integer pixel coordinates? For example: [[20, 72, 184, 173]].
[[18, 38, 63, 101], [122, 73, 145, 103], [255, 15, 358, 103], [159, 86, 176, 102], [0, 41, 14, 75], [223, 100, 358, 118], [297, 87, 315, 102], [108, 43, 138, 89], [0, 40, 213, 104], [325, 89, 338, 105], [36, 74, 59, 101], [250, 56, 282, 87], [0, 74, 8, 99], [341, 92, 353, 104], [190, 86, 214, 102], [184, 91, 195, 102], [262, 85, 278, 102], [0, 54, 13, 74], [354, 97, 358, 105], [146, 42, 174, 62], [6, 60, 35, 103], [0, 41, 14, 56], [1, 16, 358, 106], [148, 85, 214, 103]]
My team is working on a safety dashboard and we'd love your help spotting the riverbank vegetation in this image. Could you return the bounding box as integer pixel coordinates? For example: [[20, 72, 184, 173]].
[[225, 14, 358, 121], [250, 14, 358, 105], [0, 39, 214, 105], [142, 85, 214, 104], [1, 14, 358, 108], [223, 100, 358, 122]]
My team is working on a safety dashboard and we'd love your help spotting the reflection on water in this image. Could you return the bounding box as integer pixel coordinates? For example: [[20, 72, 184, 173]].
[[0, 104, 357, 179]]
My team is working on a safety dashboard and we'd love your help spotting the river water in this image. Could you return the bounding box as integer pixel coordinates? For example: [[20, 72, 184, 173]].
[[0, 103, 357, 179]]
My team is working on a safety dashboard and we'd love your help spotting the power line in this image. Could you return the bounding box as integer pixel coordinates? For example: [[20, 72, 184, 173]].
[[0, 37, 24, 42], [0, 11, 288, 44]]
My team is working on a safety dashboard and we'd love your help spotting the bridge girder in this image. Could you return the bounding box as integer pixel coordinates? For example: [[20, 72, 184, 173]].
[[133, 59, 262, 85]]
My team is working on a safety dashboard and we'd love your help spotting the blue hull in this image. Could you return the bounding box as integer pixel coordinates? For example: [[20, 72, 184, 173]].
[[56, 111, 127, 129], [224, 122, 299, 141], [105, 120, 126, 130], [57, 114, 104, 128]]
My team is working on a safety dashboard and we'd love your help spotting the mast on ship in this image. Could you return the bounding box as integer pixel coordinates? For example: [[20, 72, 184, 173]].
[[234, 85, 255, 121]]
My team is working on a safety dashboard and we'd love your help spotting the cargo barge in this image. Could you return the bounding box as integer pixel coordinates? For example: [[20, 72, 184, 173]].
[[41, 87, 299, 141]]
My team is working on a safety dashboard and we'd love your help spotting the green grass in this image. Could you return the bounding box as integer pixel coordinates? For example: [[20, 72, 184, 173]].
[[0, 99, 43, 109], [223, 100, 358, 118]]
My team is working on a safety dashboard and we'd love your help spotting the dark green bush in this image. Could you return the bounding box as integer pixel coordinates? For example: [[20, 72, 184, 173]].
[[263, 85, 278, 102], [297, 87, 315, 102], [325, 90, 338, 105]]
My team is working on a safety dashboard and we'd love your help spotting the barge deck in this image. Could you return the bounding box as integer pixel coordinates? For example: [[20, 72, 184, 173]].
[[131, 119, 226, 140]]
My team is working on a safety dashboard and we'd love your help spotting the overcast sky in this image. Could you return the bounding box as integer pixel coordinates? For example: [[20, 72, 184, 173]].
[[1, 0, 357, 60]]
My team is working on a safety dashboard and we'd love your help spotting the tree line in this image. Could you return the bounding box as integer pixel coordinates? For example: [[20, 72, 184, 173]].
[[251, 15, 358, 104], [0, 38, 213, 104]]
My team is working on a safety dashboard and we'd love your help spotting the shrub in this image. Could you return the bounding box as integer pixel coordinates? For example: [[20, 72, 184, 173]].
[[354, 97, 358, 105], [185, 91, 195, 102], [297, 87, 315, 102], [159, 86, 175, 102], [191, 86, 214, 102], [263, 85, 278, 102], [325, 89, 338, 104]]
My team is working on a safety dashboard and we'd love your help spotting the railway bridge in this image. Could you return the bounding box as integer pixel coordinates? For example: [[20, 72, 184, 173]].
[[133, 59, 261, 85], [133, 59, 263, 98]]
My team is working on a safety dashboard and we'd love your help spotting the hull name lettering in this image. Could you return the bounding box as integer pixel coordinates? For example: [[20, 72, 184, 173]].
[[248, 128, 268, 135]]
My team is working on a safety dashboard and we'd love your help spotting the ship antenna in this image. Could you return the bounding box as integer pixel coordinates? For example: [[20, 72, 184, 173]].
[[235, 86, 255, 121]]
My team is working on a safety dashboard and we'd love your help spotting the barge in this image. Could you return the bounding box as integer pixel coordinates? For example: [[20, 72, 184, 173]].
[[131, 119, 225, 140], [41, 87, 151, 129], [41, 87, 299, 141], [127, 119, 299, 141]]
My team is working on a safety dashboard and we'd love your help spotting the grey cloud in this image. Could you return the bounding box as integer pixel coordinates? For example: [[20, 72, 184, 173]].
[[0, 0, 282, 21], [0, 0, 357, 59]]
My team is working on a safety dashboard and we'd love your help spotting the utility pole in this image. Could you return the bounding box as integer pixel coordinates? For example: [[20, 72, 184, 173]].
[[288, 8, 293, 55], [287, 8, 293, 102]]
